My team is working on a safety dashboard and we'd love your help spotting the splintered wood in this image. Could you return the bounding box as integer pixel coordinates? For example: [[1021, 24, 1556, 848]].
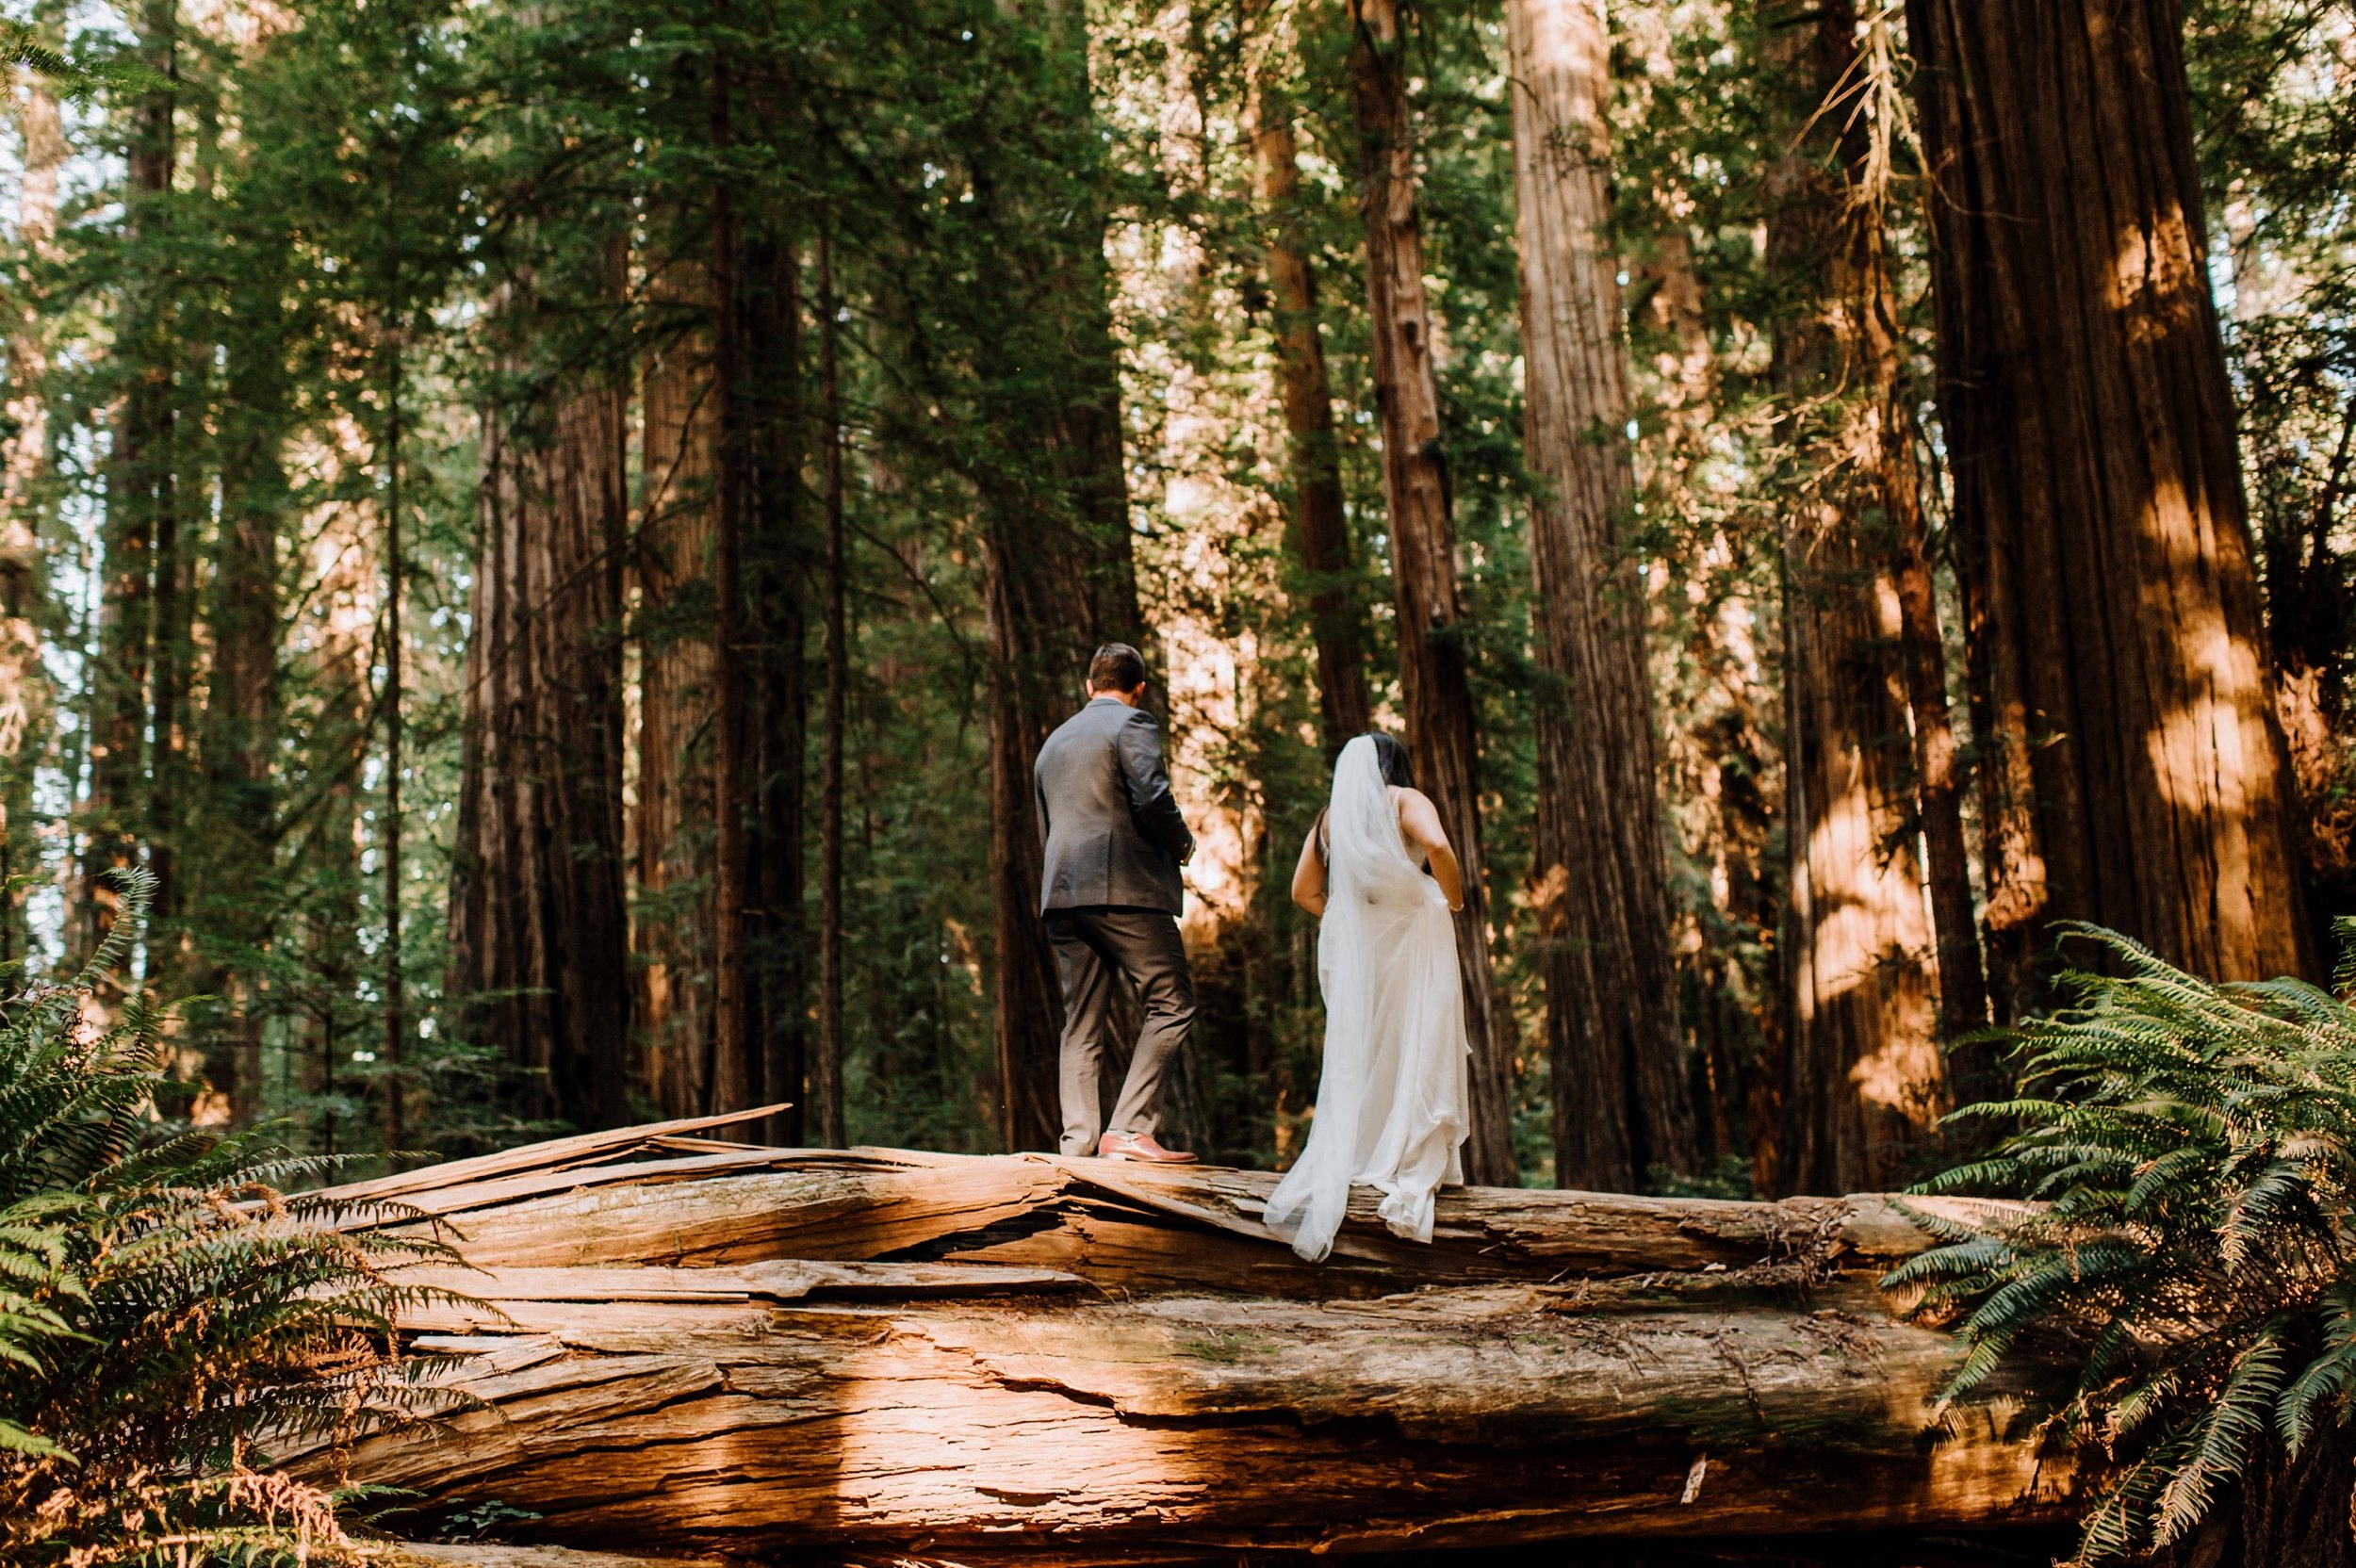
[[309, 1114, 2075, 1559]]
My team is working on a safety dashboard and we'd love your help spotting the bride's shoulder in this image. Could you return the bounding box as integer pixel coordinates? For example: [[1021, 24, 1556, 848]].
[[1389, 784, 1440, 827]]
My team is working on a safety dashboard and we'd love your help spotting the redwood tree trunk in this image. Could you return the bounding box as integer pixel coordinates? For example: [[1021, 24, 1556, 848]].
[[814, 229, 847, 1151], [448, 290, 633, 1132], [0, 44, 62, 972], [1869, 252, 1988, 1050], [80, 0, 178, 974], [1778, 523, 1942, 1193], [741, 211, 808, 1152], [635, 257, 721, 1119], [1246, 42, 1371, 754], [197, 269, 292, 1132], [1347, 0, 1514, 1186], [706, 38, 753, 1116], [975, 12, 1147, 1154], [1506, 0, 1695, 1192], [1908, 0, 2314, 994], [1765, 8, 1944, 1195]]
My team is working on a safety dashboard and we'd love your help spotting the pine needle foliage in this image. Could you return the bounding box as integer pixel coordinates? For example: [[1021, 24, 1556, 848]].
[[0, 871, 467, 1565], [0, 21, 164, 102], [1885, 922, 2356, 1562]]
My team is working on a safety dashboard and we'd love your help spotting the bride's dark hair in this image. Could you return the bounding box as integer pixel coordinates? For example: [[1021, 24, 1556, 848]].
[[1366, 733, 1415, 789]]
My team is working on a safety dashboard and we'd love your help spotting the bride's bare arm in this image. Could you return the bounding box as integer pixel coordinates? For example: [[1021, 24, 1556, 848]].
[[1291, 815, 1329, 917], [1397, 789, 1464, 911], [1291, 822, 1329, 916]]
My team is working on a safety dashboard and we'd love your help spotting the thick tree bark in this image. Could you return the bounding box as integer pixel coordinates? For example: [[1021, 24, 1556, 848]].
[[448, 282, 634, 1133], [1766, 10, 1943, 1195], [1246, 36, 1370, 754], [814, 229, 847, 1150], [1779, 530, 1942, 1193], [635, 258, 721, 1119], [706, 34, 754, 1115], [740, 199, 808, 1151], [1507, 0, 1695, 1192], [308, 1120, 2077, 1557], [1907, 0, 2314, 997], [1346, 0, 1513, 1186], [1859, 192, 1988, 1049]]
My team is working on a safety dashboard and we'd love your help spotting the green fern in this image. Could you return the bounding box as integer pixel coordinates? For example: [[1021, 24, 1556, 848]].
[[0, 870, 468, 1565], [1889, 922, 2356, 1561]]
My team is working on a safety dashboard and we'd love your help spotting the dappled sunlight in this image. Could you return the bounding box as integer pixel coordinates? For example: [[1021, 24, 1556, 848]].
[[823, 1320, 1210, 1538], [2108, 204, 2204, 347]]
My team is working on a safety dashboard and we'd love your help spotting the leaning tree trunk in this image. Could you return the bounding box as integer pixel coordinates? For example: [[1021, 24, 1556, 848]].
[[1907, 0, 2314, 997], [1506, 0, 1695, 1193], [302, 1116, 2080, 1558], [1347, 0, 1514, 1186], [448, 280, 634, 1133], [1246, 22, 1371, 755]]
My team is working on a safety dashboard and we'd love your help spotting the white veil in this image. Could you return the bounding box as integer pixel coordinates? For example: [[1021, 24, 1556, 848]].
[[1265, 735, 1467, 1262]]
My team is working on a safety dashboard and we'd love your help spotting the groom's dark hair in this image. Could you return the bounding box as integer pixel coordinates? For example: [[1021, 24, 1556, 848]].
[[1088, 643, 1148, 694]]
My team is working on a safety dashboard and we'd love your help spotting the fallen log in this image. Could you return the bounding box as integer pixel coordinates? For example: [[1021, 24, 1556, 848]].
[[314, 1120, 2078, 1560], [385, 1547, 723, 1568]]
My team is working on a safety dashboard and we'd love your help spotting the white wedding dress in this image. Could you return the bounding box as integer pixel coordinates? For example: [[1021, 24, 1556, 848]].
[[1264, 736, 1471, 1263]]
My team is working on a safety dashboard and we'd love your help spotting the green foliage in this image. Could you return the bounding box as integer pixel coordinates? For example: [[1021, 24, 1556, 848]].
[[0, 871, 466, 1565], [1886, 923, 2356, 1561], [0, 18, 163, 101]]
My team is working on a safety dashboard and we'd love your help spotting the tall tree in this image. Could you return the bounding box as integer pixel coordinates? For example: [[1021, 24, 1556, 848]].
[[447, 285, 634, 1132], [1348, 0, 1513, 1184], [0, 27, 63, 971], [813, 227, 847, 1150], [1505, 0, 1695, 1192], [1245, 12, 1370, 754], [743, 212, 809, 1150], [1908, 0, 2314, 993], [191, 237, 292, 1130], [706, 28, 754, 1115], [634, 231, 723, 1116], [1764, 6, 1942, 1195], [1849, 14, 1987, 1054], [80, 0, 180, 973], [971, 6, 1149, 1153]]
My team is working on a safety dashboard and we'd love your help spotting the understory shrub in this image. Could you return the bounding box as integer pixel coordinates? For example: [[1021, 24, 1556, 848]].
[[1890, 923, 2356, 1564], [0, 872, 460, 1565]]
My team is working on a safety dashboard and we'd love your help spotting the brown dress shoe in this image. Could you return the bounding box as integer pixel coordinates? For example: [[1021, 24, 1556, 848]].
[[1097, 1131, 1199, 1164]]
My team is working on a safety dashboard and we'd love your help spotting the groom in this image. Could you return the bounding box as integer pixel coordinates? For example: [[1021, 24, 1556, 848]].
[[1034, 644, 1200, 1164]]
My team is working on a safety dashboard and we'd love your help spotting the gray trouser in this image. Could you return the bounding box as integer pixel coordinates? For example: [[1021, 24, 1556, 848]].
[[1044, 906, 1196, 1155]]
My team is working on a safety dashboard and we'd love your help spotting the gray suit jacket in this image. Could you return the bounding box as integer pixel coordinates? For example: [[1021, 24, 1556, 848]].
[[1035, 697, 1194, 915]]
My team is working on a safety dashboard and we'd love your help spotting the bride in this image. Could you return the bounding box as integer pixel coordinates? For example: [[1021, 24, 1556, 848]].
[[1265, 733, 1471, 1263]]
